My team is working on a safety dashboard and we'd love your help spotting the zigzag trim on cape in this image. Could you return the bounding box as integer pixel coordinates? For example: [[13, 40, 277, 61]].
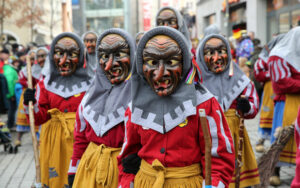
[[44, 75, 91, 98]]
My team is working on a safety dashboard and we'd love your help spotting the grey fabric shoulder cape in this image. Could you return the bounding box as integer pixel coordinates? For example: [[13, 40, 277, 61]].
[[156, 6, 192, 49], [131, 26, 213, 134], [196, 34, 250, 111], [80, 28, 135, 137], [82, 31, 99, 72], [269, 27, 300, 72], [258, 33, 285, 63], [44, 32, 93, 98]]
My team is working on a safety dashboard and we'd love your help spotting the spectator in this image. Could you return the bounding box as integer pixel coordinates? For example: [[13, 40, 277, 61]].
[[3, 58, 20, 130], [248, 31, 255, 41], [233, 28, 254, 60], [0, 48, 10, 74]]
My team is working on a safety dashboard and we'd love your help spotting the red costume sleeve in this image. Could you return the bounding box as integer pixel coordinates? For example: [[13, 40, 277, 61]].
[[229, 81, 259, 119], [18, 71, 28, 88], [269, 56, 300, 95], [254, 58, 270, 83], [117, 108, 140, 188], [24, 79, 51, 125], [292, 107, 300, 188], [197, 98, 235, 187], [68, 104, 89, 175]]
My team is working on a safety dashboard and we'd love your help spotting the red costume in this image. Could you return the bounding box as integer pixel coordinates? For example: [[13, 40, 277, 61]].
[[118, 98, 235, 188], [68, 105, 124, 174]]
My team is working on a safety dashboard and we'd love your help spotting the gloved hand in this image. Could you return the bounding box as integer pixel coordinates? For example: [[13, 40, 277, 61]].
[[68, 174, 75, 188], [236, 97, 251, 114], [122, 153, 141, 174], [23, 88, 36, 105]]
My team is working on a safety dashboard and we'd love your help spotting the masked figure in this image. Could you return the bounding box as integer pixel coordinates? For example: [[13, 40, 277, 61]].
[[68, 28, 134, 188], [118, 26, 234, 188], [23, 32, 93, 188], [253, 34, 285, 153], [15, 49, 45, 146], [267, 27, 300, 186], [156, 7, 192, 50], [36, 47, 48, 68], [135, 31, 145, 46], [197, 34, 260, 188], [82, 31, 98, 72]]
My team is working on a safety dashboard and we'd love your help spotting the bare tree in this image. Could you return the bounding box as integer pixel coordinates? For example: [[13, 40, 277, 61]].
[[0, 0, 21, 45], [15, 0, 45, 42]]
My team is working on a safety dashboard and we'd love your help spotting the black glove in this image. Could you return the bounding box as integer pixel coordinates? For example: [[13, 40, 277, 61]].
[[68, 174, 75, 188], [23, 88, 36, 105], [236, 97, 251, 114], [122, 153, 141, 174]]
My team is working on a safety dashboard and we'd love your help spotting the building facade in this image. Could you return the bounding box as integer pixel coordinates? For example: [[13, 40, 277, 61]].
[[1, 0, 72, 46], [196, 0, 300, 44]]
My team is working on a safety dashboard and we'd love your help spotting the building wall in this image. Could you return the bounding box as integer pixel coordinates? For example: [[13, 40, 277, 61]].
[[196, 0, 267, 44], [3, 0, 66, 46], [196, 0, 224, 38]]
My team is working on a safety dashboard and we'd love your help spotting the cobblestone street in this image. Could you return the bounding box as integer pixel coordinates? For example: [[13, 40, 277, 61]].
[[0, 112, 295, 188]]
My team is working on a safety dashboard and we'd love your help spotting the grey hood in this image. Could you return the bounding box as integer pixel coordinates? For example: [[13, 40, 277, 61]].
[[21, 49, 42, 80], [156, 6, 192, 49], [258, 33, 285, 62], [196, 34, 250, 111], [204, 24, 221, 36], [131, 26, 213, 134], [269, 27, 300, 72], [44, 32, 93, 98], [82, 31, 99, 72], [80, 28, 135, 137]]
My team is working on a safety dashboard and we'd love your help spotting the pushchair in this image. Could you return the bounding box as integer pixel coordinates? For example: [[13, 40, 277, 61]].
[[0, 125, 15, 153]]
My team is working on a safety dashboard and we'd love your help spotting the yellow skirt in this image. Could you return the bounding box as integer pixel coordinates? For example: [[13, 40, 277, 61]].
[[73, 143, 121, 188], [16, 89, 29, 126], [40, 108, 75, 188], [259, 81, 274, 128], [134, 159, 203, 188], [16, 89, 39, 132], [279, 94, 300, 164], [225, 109, 260, 188]]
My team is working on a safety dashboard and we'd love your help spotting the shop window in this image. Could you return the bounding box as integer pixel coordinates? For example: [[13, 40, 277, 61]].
[[292, 9, 300, 27], [279, 12, 290, 33], [85, 0, 123, 10], [205, 14, 216, 25]]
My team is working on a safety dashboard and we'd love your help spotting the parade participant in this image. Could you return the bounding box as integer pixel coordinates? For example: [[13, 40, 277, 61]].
[[253, 34, 285, 153], [268, 27, 300, 186], [15, 48, 46, 146], [135, 31, 145, 46], [68, 28, 135, 188], [23, 32, 93, 188], [196, 34, 260, 187], [118, 26, 235, 188], [155, 7, 192, 49], [292, 107, 300, 188], [82, 31, 98, 72]]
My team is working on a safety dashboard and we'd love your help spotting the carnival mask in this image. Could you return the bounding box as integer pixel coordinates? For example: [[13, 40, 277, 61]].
[[53, 37, 80, 76], [143, 35, 183, 97], [98, 34, 130, 84], [29, 52, 36, 66], [84, 33, 97, 54], [157, 9, 178, 29], [36, 50, 47, 68], [204, 38, 228, 73]]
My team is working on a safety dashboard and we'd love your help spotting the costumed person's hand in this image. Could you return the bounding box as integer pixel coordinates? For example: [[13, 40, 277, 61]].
[[68, 174, 75, 188], [23, 88, 36, 105], [122, 153, 141, 174], [236, 97, 251, 114]]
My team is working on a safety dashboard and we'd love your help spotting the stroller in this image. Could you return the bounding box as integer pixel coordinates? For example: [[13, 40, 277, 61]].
[[0, 127, 14, 153]]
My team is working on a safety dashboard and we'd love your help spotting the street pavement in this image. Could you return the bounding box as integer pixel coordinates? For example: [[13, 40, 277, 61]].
[[0, 112, 296, 188]]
